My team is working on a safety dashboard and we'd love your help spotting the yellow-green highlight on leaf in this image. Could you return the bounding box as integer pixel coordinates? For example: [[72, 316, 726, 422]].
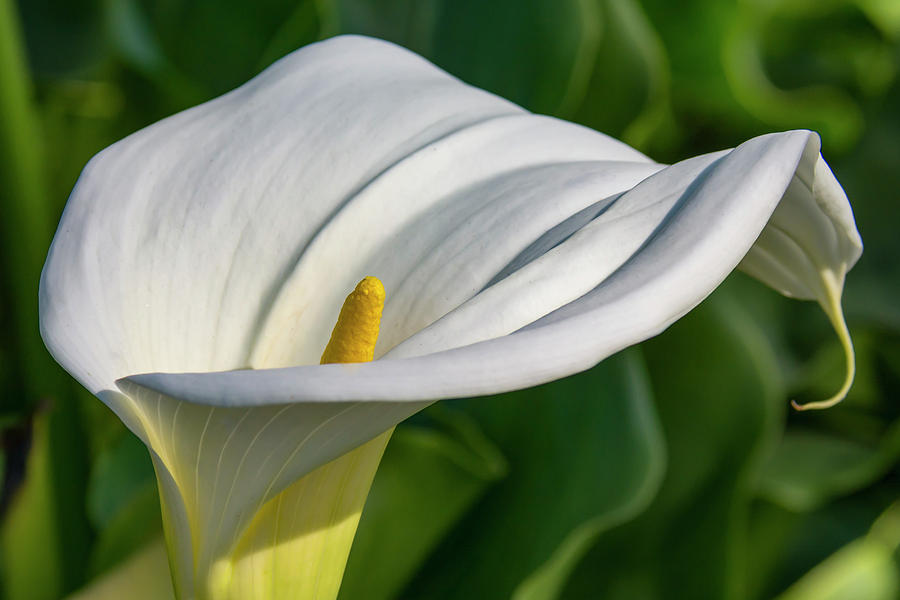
[[776, 502, 900, 600], [0, 414, 63, 600], [0, 406, 91, 600], [777, 541, 898, 600], [66, 540, 175, 600], [856, 0, 900, 39]]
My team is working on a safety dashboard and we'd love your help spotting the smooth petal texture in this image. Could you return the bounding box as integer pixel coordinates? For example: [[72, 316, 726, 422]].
[[739, 152, 862, 303], [40, 35, 522, 403], [249, 118, 659, 366], [124, 130, 857, 409], [40, 35, 862, 597]]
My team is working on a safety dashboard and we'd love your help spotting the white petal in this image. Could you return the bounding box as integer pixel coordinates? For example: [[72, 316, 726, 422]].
[[739, 142, 862, 303], [40, 35, 524, 399], [123, 130, 853, 411], [248, 121, 662, 366], [40, 35, 649, 428]]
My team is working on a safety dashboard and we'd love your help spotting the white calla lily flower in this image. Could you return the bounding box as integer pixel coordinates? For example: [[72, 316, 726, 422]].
[[40, 35, 861, 599]]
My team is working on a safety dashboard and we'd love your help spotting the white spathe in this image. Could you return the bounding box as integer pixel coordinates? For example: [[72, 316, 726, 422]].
[[40, 35, 861, 595]]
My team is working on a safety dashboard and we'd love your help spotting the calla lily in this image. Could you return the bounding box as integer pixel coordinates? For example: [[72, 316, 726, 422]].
[[40, 35, 861, 599]]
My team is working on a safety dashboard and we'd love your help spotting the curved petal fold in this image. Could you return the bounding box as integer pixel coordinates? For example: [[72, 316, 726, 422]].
[[248, 114, 658, 368], [121, 129, 862, 439], [738, 143, 861, 409]]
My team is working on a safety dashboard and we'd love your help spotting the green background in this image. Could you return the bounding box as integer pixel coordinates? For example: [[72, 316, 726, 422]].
[[1, 0, 899, 598]]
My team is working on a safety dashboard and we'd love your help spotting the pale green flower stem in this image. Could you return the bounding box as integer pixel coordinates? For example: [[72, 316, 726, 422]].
[[159, 429, 392, 600]]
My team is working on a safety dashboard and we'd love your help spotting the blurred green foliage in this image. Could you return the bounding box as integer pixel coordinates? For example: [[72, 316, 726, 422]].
[[0, 0, 898, 598]]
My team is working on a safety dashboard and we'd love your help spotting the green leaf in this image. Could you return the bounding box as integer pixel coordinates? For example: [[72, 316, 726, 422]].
[[339, 409, 506, 600], [338, 0, 603, 117], [562, 287, 783, 599], [84, 431, 162, 577], [89, 481, 162, 577], [640, 0, 868, 154], [15, 0, 105, 78], [758, 422, 900, 512], [0, 0, 71, 413], [856, 0, 900, 38], [569, 0, 676, 154], [750, 483, 900, 599], [836, 72, 900, 333], [722, 4, 865, 153], [745, 500, 805, 600], [336, 0, 441, 55], [778, 539, 899, 600], [133, 0, 328, 96], [0, 402, 92, 600], [775, 502, 900, 600], [402, 349, 665, 599], [66, 539, 175, 600], [640, 0, 740, 118], [429, 0, 603, 116], [256, 0, 337, 71], [87, 431, 156, 529]]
